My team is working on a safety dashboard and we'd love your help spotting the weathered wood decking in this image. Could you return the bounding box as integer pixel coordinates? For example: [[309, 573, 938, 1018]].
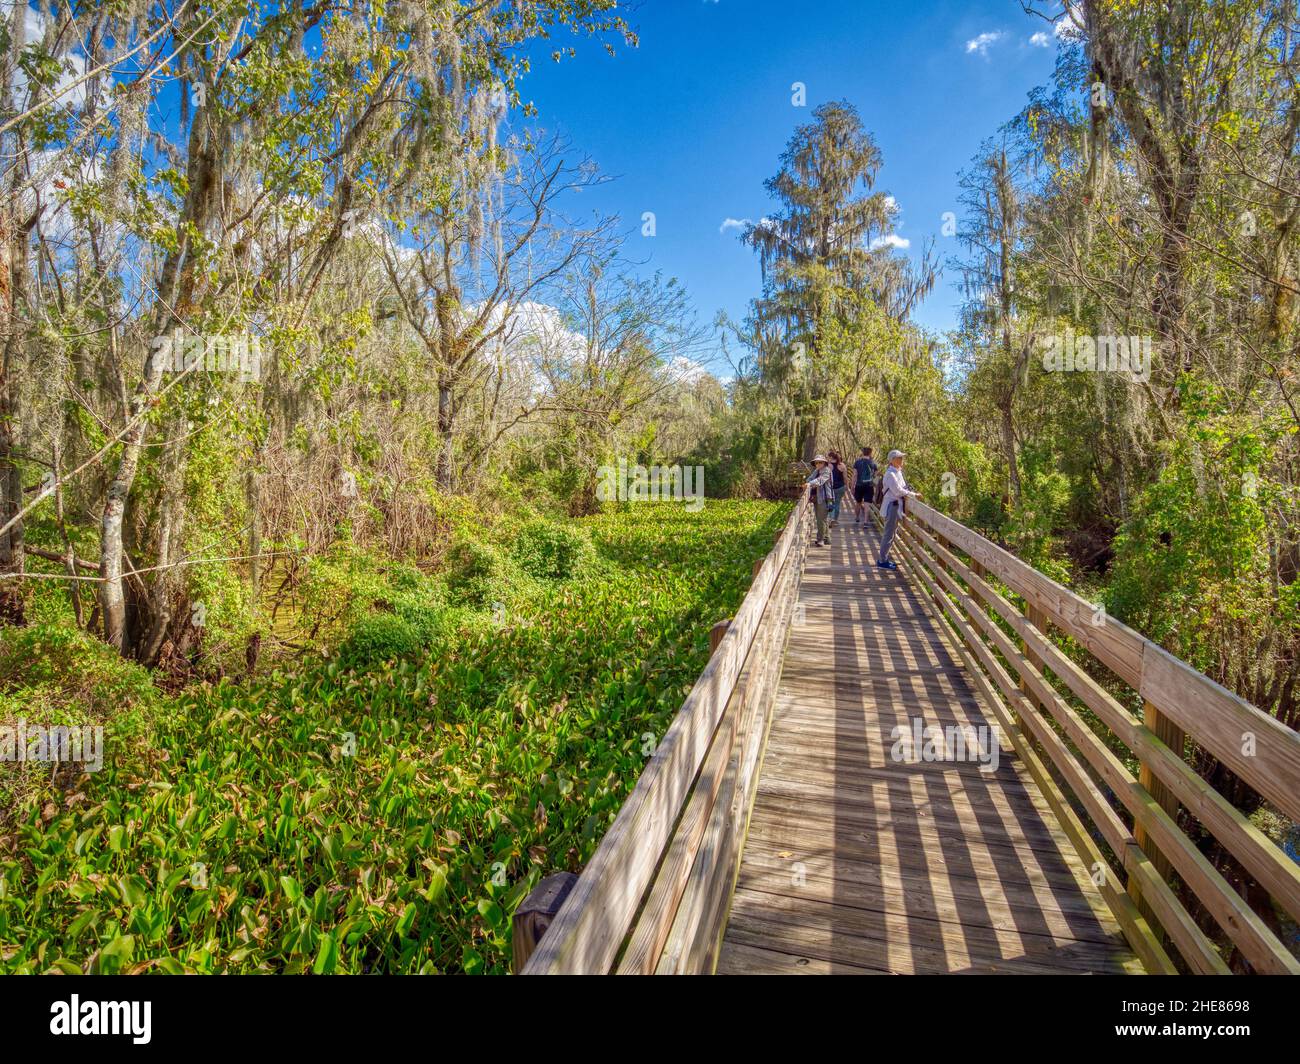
[[717, 519, 1141, 975], [519, 495, 1300, 975]]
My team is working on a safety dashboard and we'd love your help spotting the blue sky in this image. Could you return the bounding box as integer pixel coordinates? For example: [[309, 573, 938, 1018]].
[[517, 0, 1069, 371]]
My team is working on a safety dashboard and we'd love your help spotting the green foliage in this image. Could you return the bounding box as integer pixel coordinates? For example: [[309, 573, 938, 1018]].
[[0, 624, 158, 726], [299, 546, 402, 644], [340, 583, 473, 669], [1000, 444, 1072, 577], [1104, 399, 1295, 687], [338, 613, 425, 667], [0, 501, 786, 975], [509, 520, 595, 581], [0, 625, 160, 811], [971, 494, 1007, 537], [442, 536, 522, 609]]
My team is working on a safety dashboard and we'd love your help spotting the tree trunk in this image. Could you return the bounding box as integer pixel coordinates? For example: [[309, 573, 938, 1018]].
[[437, 377, 455, 490], [138, 412, 187, 664], [1000, 399, 1021, 505], [100, 94, 217, 653], [0, 182, 31, 623], [100, 351, 166, 649]]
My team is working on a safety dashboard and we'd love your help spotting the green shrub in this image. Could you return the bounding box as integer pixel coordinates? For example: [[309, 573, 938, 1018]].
[[0, 624, 159, 814], [443, 537, 519, 608], [0, 624, 157, 726], [510, 520, 594, 581], [338, 613, 424, 667], [972, 494, 1005, 536], [393, 590, 475, 643], [386, 563, 427, 594], [299, 547, 393, 643]]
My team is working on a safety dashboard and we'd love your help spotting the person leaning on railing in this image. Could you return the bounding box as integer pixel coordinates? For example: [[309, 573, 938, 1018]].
[[876, 449, 920, 571], [805, 455, 834, 547]]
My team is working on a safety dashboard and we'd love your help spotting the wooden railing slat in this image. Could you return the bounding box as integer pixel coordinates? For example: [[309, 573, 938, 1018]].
[[909, 500, 1300, 825], [521, 495, 808, 974], [902, 517, 1300, 928], [897, 513, 1300, 974]]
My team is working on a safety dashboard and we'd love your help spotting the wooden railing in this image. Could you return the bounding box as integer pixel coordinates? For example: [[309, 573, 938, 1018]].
[[516, 493, 811, 974], [888, 499, 1300, 975]]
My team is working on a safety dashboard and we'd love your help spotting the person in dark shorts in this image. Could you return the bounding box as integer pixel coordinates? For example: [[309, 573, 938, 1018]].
[[852, 447, 877, 526]]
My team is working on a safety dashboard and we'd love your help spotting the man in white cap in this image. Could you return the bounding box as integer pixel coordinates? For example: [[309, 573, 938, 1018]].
[[805, 455, 834, 547], [877, 450, 920, 570]]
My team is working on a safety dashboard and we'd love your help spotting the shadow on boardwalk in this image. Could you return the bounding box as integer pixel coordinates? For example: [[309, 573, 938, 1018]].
[[716, 519, 1140, 975]]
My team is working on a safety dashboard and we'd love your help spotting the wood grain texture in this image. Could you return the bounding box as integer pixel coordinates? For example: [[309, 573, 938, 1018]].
[[522, 495, 809, 974], [717, 520, 1138, 976], [907, 499, 1300, 825]]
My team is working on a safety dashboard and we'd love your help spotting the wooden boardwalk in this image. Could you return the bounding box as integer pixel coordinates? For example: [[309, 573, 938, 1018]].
[[716, 519, 1141, 975], [520, 495, 1300, 976]]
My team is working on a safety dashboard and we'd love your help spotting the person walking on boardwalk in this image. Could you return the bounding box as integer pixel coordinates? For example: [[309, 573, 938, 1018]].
[[852, 447, 877, 526], [826, 450, 848, 527], [877, 449, 920, 570], [805, 455, 834, 547]]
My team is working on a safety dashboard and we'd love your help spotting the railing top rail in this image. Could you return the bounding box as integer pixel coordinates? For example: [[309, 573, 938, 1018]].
[[520, 493, 809, 974], [907, 499, 1300, 824]]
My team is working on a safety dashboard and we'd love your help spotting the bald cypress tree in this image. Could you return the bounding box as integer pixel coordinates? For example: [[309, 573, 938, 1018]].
[[742, 101, 933, 460]]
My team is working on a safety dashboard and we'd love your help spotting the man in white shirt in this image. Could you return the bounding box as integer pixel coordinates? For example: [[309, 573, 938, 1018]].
[[877, 450, 920, 570]]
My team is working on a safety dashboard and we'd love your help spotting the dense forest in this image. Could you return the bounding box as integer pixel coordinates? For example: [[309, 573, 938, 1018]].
[[1, 0, 1298, 972]]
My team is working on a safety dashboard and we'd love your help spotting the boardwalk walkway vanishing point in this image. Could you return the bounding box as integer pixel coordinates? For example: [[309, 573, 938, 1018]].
[[516, 496, 1300, 976]]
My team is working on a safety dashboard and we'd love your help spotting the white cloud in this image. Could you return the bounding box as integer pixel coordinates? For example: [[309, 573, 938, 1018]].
[[719, 216, 751, 235], [870, 234, 910, 251], [667, 355, 712, 384], [12, 7, 90, 113], [965, 31, 1004, 56], [884, 194, 899, 213], [1030, 31, 1051, 47], [1054, 16, 1083, 41]]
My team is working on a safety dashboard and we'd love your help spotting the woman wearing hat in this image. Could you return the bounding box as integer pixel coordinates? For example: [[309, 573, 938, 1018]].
[[877, 450, 920, 570], [805, 455, 834, 547]]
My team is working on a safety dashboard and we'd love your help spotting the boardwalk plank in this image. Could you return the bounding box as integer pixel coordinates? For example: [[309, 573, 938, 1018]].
[[718, 525, 1139, 975]]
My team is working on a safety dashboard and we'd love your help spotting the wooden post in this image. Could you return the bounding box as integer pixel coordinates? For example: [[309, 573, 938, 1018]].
[[709, 619, 732, 656], [1128, 700, 1185, 939], [752, 556, 766, 580], [512, 872, 578, 973], [1018, 604, 1049, 751]]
